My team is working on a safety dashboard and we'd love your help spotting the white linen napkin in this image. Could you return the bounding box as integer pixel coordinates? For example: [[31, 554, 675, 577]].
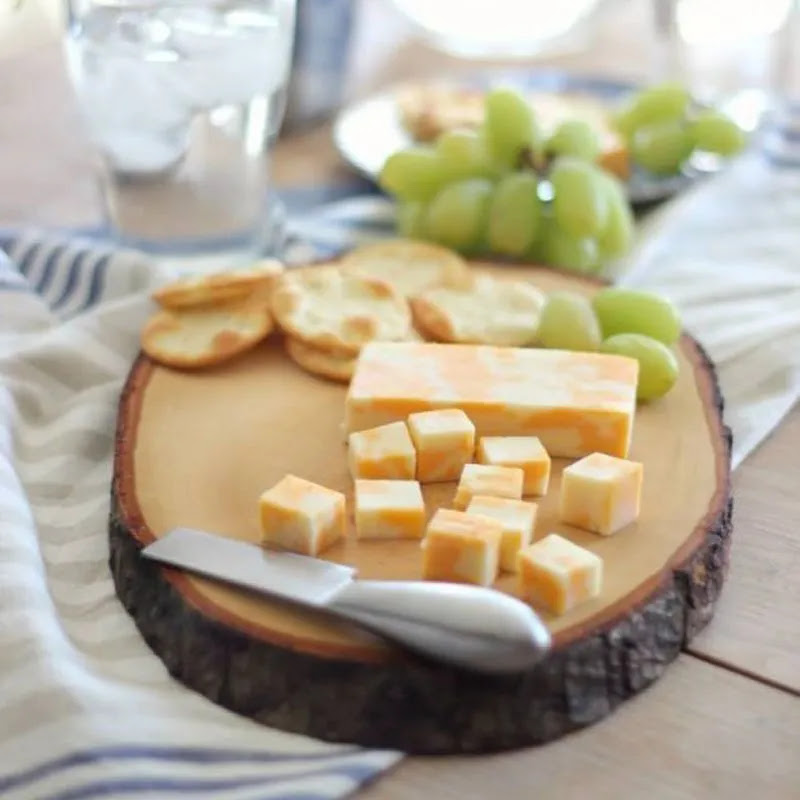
[[0, 232, 399, 799], [621, 151, 800, 468]]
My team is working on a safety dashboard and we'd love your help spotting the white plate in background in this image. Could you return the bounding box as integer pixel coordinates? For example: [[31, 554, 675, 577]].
[[333, 71, 698, 206]]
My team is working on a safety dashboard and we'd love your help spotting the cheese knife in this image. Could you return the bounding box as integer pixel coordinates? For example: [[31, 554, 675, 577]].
[[141, 527, 551, 674]]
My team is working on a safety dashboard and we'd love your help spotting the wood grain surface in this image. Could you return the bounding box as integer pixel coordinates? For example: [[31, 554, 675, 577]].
[[111, 261, 733, 752], [124, 265, 730, 649], [359, 656, 800, 800], [689, 408, 800, 694]]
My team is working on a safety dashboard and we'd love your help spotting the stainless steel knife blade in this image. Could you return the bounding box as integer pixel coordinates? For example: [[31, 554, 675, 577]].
[[141, 527, 356, 606]]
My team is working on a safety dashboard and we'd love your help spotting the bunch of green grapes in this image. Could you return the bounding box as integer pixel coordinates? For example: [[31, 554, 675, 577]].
[[379, 87, 634, 273], [614, 82, 746, 176], [537, 287, 681, 401]]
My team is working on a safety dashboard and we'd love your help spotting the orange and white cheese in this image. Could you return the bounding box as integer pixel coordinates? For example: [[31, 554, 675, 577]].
[[354, 479, 426, 540], [517, 533, 603, 615], [477, 436, 551, 496], [407, 408, 475, 483], [560, 452, 643, 536], [466, 495, 537, 572], [453, 463, 524, 510], [421, 508, 502, 586], [259, 474, 345, 556], [345, 343, 638, 458], [347, 420, 416, 480]]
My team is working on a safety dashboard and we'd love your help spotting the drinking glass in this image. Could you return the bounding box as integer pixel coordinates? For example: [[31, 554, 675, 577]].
[[653, 0, 796, 128], [64, 0, 296, 267], [762, 0, 800, 164]]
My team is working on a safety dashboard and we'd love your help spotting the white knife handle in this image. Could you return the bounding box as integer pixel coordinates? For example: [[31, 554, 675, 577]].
[[328, 580, 551, 673]]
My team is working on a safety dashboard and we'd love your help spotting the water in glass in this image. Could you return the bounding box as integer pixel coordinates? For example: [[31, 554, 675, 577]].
[[65, 0, 295, 263]]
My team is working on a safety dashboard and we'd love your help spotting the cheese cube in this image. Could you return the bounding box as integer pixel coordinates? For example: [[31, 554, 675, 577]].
[[477, 436, 551, 496], [259, 474, 345, 556], [452, 463, 523, 510], [518, 533, 603, 614], [348, 421, 416, 480], [466, 495, 537, 572], [407, 408, 475, 483], [560, 452, 643, 536], [421, 508, 502, 586], [354, 479, 426, 540], [345, 342, 638, 458]]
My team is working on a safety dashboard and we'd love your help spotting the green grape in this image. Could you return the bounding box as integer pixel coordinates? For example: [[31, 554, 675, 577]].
[[615, 82, 691, 138], [691, 110, 746, 156], [436, 129, 497, 181], [396, 201, 427, 239], [546, 120, 601, 162], [600, 333, 679, 401], [483, 87, 539, 167], [550, 157, 609, 238], [537, 291, 602, 351], [596, 174, 635, 259], [613, 106, 639, 140], [379, 147, 446, 201], [425, 178, 493, 252], [592, 287, 681, 345], [487, 172, 541, 257], [631, 121, 693, 175], [635, 82, 690, 120], [536, 216, 600, 273]]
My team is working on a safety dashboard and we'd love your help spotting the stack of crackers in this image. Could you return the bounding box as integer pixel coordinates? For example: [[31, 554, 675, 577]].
[[142, 260, 284, 369], [141, 240, 546, 382]]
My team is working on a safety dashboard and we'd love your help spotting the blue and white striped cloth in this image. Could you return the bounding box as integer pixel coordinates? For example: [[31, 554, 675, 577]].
[[1, 157, 799, 797], [0, 211, 402, 799]]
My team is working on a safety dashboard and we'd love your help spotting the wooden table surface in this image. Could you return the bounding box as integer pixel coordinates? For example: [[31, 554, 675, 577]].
[[1, 3, 798, 798]]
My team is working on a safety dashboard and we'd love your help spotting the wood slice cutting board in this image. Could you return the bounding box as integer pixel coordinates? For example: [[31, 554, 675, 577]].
[[110, 260, 732, 754]]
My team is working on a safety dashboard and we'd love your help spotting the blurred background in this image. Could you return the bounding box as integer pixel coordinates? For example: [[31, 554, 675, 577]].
[[3, 0, 797, 102], [1, 0, 797, 236]]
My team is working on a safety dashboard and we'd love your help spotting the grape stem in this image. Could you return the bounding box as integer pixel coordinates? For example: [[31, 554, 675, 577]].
[[517, 146, 551, 177]]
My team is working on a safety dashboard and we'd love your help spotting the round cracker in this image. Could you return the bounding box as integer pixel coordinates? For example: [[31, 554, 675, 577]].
[[152, 259, 284, 310], [285, 337, 356, 383], [141, 301, 273, 369], [410, 275, 545, 346], [339, 240, 471, 297], [270, 266, 411, 356]]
